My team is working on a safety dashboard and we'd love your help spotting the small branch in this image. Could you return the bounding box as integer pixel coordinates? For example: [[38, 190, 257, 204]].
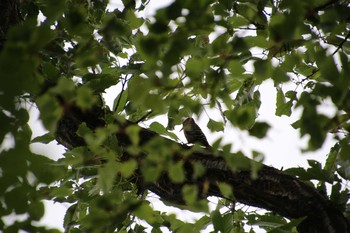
[[332, 31, 350, 55], [134, 110, 153, 124], [238, 27, 259, 31], [216, 101, 227, 124], [314, 0, 341, 11], [114, 75, 129, 112]]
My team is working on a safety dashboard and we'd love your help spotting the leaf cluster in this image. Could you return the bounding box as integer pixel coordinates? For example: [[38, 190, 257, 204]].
[[1, 0, 350, 232]]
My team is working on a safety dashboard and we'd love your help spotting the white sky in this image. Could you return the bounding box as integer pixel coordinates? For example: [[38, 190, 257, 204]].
[[3, 0, 338, 232]]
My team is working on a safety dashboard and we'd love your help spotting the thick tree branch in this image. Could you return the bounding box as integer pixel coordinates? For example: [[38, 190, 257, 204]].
[[0, 0, 22, 49], [54, 101, 349, 233]]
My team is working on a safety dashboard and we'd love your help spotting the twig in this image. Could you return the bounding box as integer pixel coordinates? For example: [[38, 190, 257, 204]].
[[135, 110, 153, 124], [332, 31, 350, 55], [114, 75, 129, 112], [296, 68, 320, 85], [314, 0, 340, 11], [216, 101, 227, 124]]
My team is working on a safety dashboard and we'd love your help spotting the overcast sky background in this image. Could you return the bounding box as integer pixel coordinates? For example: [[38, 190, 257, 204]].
[[2, 0, 338, 232]]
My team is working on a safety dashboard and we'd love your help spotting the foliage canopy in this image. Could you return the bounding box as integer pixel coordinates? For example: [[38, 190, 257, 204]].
[[1, 0, 350, 232]]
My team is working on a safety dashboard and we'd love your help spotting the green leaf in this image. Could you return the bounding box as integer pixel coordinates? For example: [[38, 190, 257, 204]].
[[254, 59, 272, 83], [283, 167, 308, 179], [63, 203, 77, 229], [36, 0, 67, 22], [275, 88, 292, 117], [113, 91, 128, 113], [126, 125, 141, 146], [0, 111, 13, 143], [235, 77, 256, 106], [96, 160, 119, 193], [63, 146, 86, 166], [315, 52, 339, 84], [0, 148, 28, 177], [36, 94, 63, 132], [182, 185, 198, 205], [48, 186, 73, 199], [132, 202, 161, 225], [127, 76, 166, 113], [50, 78, 76, 100], [193, 215, 211, 231], [4, 186, 29, 214], [295, 62, 318, 77], [28, 201, 45, 220], [137, 36, 160, 62], [119, 159, 137, 178], [125, 10, 144, 29], [42, 61, 60, 80], [207, 119, 224, 132], [268, 217, 305, 232], [142, 165, 162, 183], [29, 153, 67, 184], [224, 151, 252, 171], [76, 86, 98, 110], [249, 121, 270, 138], [168, 161, 185, 183], [149, 121, 179, 140], [225, 102, 258, 130], [247, 212, 287, 229], [217, 182, 234, 200], [271, 67, 289, 84], [212, 210, 233, 233], [31, 132, 55, 144], [284, 160, 328, 182], [324, 144, 339, 181], [84, 74, 119, 93], [186, 57, 209, 78], [307, 160, 327, 181], [228, 60, 245, 77], [291, 119, 300, 129], [330, 182, 348, 207], [192, 162, 206, 180]]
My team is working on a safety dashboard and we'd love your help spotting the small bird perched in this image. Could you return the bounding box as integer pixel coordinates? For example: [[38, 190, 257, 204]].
[[181, 117, 210, 148]]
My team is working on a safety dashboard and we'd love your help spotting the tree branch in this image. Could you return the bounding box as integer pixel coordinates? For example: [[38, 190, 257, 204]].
[[54, 100, 349, 233], [0, 0, 22, 49], [332, 31, 350, 55], [314, 0, 342, 12]]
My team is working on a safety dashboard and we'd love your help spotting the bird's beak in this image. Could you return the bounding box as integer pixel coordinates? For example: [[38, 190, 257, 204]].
[[180, 127, 183, 131]]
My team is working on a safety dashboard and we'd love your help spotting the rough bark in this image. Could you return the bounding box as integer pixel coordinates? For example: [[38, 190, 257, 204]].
[[0, 0, 22, 50], [54, 101, 349, 233]]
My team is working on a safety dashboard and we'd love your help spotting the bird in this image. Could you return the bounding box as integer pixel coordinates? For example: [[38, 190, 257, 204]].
[[181, 117, 211, 148]]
